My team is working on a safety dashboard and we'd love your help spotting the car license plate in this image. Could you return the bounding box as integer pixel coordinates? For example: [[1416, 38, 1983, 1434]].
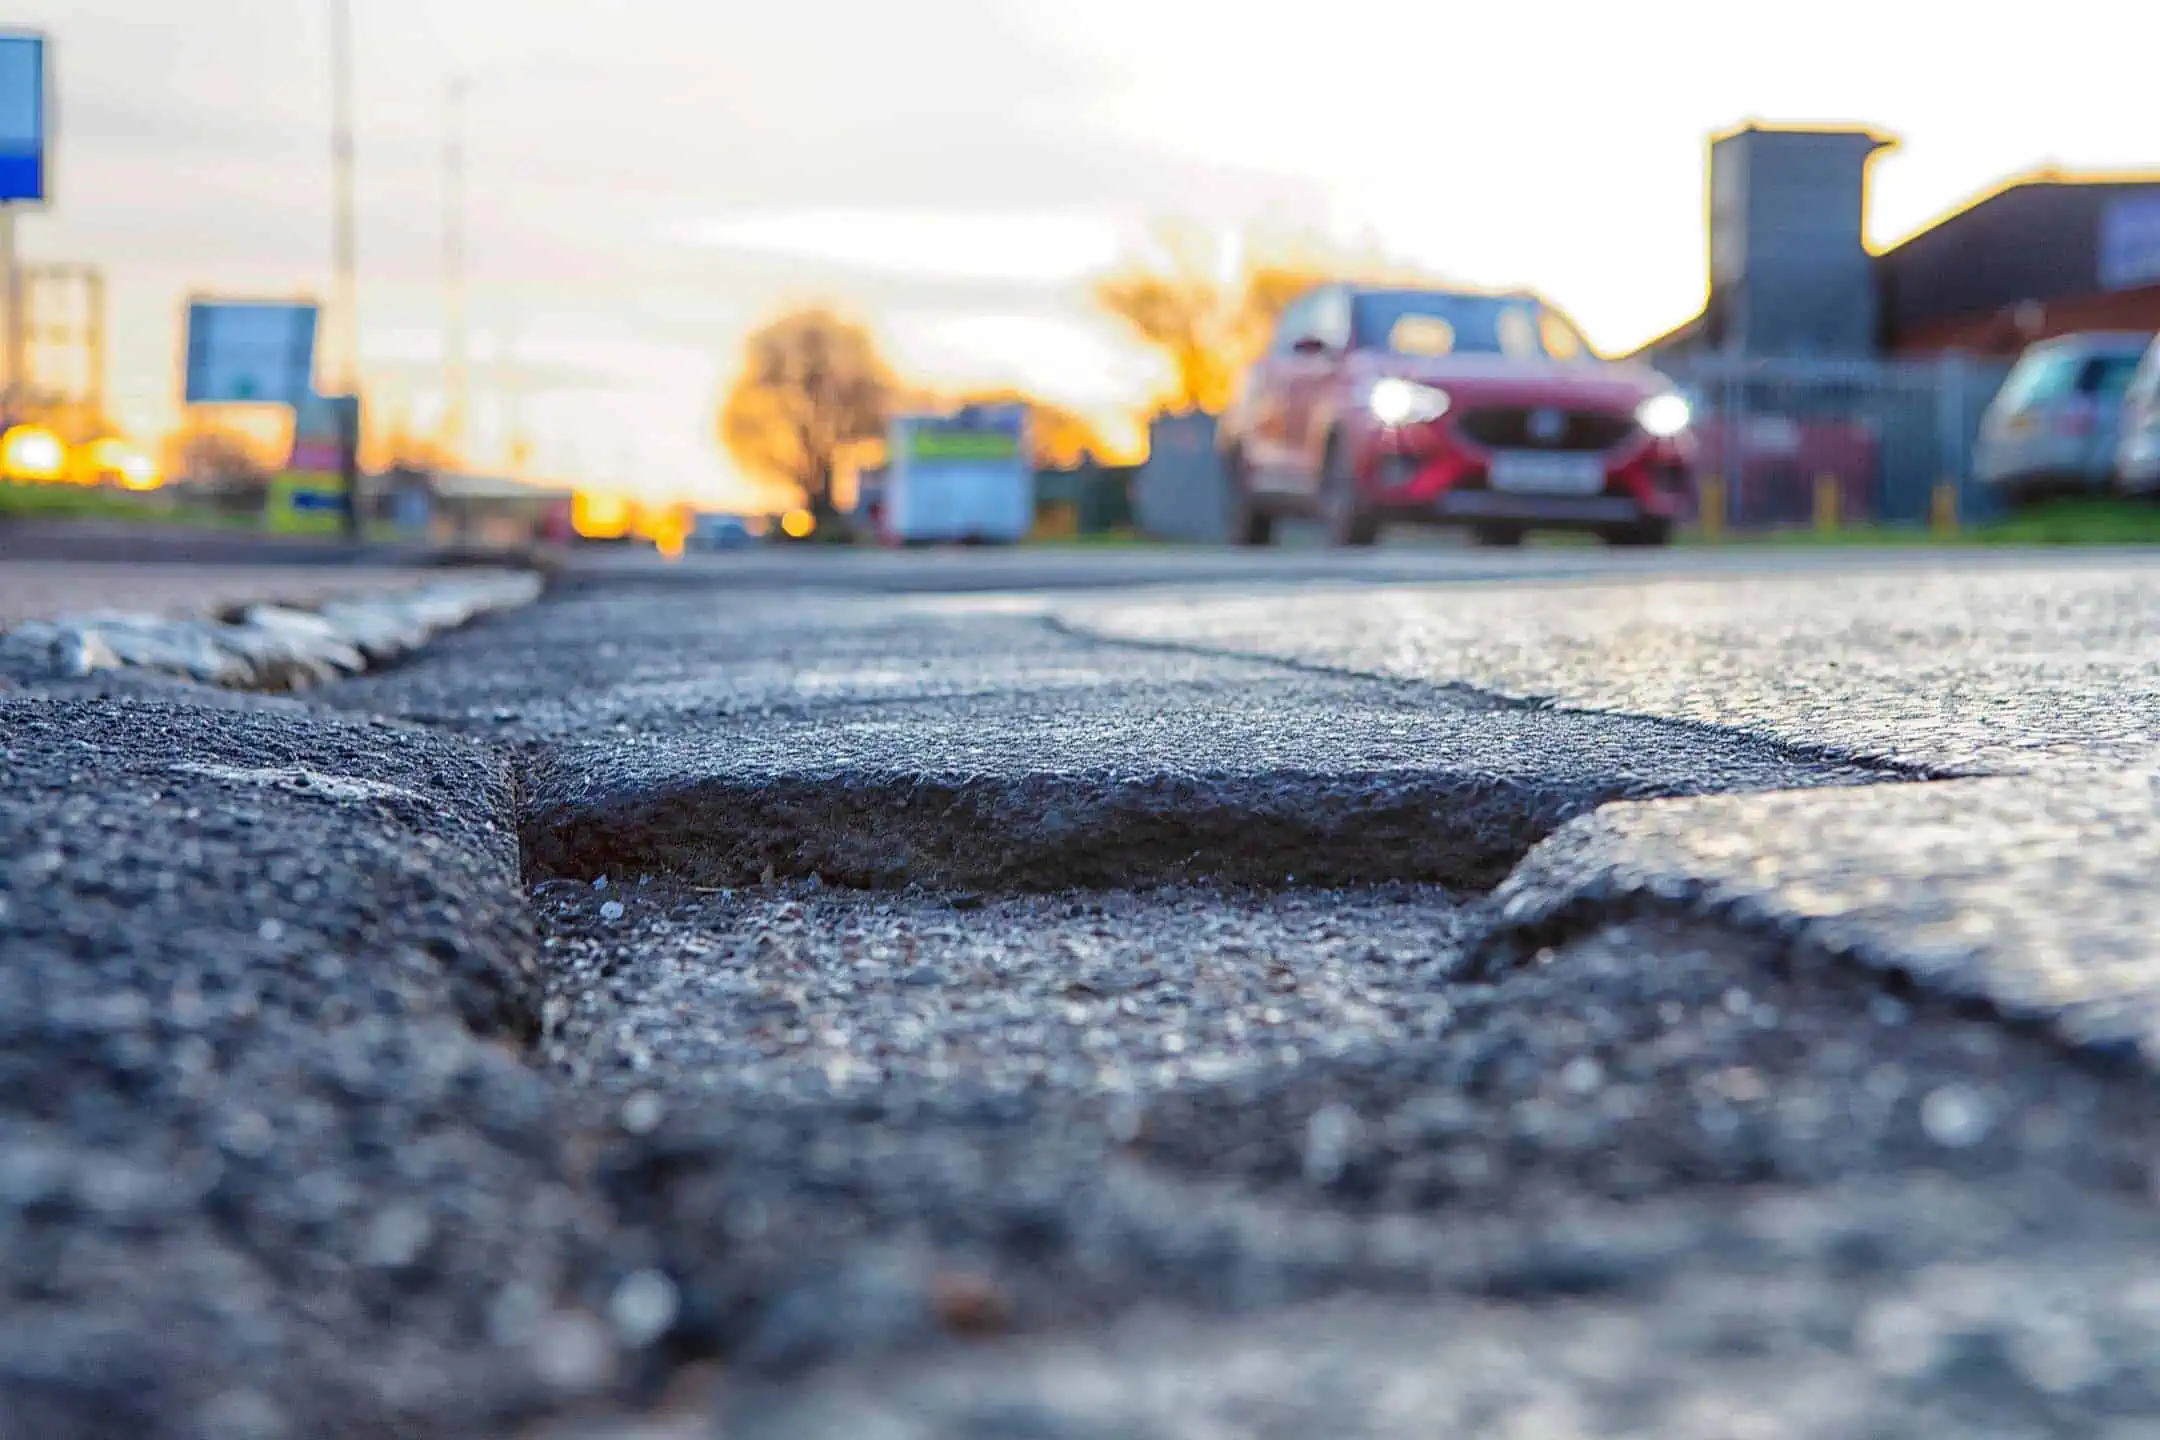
[[1489, 452, 1606, 495]]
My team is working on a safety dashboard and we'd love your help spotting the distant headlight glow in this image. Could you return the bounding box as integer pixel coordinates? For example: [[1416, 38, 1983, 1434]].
[[1636, 393, 1692, 438], [1370, 378, 1451, 427]]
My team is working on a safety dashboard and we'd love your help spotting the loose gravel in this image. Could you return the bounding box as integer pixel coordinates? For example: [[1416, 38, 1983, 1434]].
[[527, 881, 2160, 1435]]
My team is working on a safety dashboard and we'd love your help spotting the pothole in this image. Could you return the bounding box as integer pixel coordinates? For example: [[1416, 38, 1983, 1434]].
[[514, 696, 1908, 896]]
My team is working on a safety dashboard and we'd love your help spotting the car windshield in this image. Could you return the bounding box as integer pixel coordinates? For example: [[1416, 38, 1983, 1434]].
[[1351, 291, 1588, 361], [1999, 346, 2147, 410], [2079, 353, 2145, 397]]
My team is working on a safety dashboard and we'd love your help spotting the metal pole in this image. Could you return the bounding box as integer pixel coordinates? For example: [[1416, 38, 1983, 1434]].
[[331, 0, 362, 538], [86, 267, 105, 421], [442, 75, 468, 465], [504, 312, 530, 475], [0, 205, 19, 422]]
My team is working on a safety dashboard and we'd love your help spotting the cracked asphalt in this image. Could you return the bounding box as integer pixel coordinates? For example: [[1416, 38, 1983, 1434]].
[[10, 546, 2160, 1438]]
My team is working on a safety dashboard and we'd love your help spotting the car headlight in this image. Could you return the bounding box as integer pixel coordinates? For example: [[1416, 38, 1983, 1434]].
[[1370, 378, 1451, 426], [1636, 393, 1691, 438]]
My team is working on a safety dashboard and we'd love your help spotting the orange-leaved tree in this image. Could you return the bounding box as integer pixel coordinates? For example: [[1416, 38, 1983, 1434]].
[[1092, 224, 1232, 415], [720, 308, 897, 523], [1096, 224, 1434, 417]]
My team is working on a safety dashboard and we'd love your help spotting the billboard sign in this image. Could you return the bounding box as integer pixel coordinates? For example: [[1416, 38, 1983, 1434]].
[[184, 299, 319, 406], [2100, 195, 2160, 293], [0, 31, 47, 204]]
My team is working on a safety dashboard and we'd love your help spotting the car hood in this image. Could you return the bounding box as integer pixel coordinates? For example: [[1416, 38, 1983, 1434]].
[[1372, 354, 1671, 409]]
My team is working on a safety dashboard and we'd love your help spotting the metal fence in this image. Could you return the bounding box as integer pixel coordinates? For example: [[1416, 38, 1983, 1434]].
[[1033, 461, 1137, 537], [1661, 355, 2015, 529]]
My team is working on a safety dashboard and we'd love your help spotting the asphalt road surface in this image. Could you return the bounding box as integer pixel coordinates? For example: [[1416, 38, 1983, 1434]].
[[11, 544, 2160, 1439]]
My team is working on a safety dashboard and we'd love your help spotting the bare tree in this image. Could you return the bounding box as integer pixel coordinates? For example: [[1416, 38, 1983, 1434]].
[[720, 308, 896, 525], [163, 422, 269, 487]]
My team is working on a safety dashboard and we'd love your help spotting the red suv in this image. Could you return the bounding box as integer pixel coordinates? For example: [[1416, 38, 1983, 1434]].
[[1219, 285, 1696, 546]]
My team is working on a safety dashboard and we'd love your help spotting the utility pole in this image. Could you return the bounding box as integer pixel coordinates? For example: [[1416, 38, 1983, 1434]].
[[442, 75, 469, 468], [0, 206, 20, 423], [330, 0, 363, 539], [503, 312, 531, 475]]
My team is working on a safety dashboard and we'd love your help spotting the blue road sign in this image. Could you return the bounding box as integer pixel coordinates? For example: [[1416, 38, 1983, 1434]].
[[0, 32, 47, 204], [184, 299, 320, 406]]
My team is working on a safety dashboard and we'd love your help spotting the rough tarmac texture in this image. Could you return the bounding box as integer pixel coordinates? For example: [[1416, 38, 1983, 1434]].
[[0, 697, 627, 1440], [20, 555, 2160, 1437], [1062, 560, 2160, 774], [713, 1253, 2160, 1440], [324, 567, 2160, 1434], [1063, 562, 2160, 1063], [530, 883, 2160, 1437]]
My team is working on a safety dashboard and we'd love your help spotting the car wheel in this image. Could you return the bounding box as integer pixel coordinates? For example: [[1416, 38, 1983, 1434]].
[[1225, 450, 1276, 547], [1471, 524, 1525, 548], [1321, 435, 1380, 548], [1603, 519, 1673, 547]]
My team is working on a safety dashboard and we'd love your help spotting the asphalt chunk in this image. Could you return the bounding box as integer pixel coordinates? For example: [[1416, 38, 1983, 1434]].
[[0, 697, 612, 1440], [1483, 771, 2160, 1066]]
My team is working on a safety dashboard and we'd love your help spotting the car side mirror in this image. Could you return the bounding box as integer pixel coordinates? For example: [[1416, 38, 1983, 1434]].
[[1291, 335, 1332, 357]]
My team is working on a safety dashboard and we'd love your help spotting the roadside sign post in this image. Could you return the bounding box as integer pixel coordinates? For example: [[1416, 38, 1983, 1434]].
[[337, 387, 362, 540], [0, 30, 51, 421], [182, 298, 364, 540], [283, 387, 362, 536]]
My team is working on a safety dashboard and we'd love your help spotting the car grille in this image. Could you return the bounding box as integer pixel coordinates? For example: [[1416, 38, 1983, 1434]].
[[1455, 407, 1638, 452]]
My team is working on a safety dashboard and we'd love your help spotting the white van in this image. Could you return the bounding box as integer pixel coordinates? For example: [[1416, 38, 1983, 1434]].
[[1974, 333, 2149, 505], [2116, 337, 2160, 496]]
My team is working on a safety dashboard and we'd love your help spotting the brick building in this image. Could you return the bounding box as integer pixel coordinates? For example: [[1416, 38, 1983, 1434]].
[[1638, 123, 2160, 364]]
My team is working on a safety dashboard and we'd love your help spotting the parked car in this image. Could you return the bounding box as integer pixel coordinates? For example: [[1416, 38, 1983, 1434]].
[[1974, 332, 2149, 505], [1218, 285, 1695, 546], [2115, 336, 2160, 497], [687, 511, 755, 551]]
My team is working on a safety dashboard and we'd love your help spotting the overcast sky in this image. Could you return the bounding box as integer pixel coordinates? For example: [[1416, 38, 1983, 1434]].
[[13, 0, 2157, 502]]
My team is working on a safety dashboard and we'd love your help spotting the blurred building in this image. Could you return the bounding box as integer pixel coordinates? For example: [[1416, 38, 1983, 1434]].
[[1878, 176, 2160, 355], [375, 467, 573, 546], [1639, 123, 2160, 364]]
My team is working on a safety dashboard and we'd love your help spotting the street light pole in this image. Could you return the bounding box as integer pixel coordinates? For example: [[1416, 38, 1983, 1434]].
[[442, 75, 469, 468], [330, 0, 362, 538]]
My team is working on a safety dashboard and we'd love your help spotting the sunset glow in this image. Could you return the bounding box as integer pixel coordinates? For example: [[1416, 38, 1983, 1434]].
[[15, 0, 2157, 506]]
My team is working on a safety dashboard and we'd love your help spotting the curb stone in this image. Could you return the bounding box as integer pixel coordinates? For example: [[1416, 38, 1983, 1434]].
[[0, 570, 543, 690]]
